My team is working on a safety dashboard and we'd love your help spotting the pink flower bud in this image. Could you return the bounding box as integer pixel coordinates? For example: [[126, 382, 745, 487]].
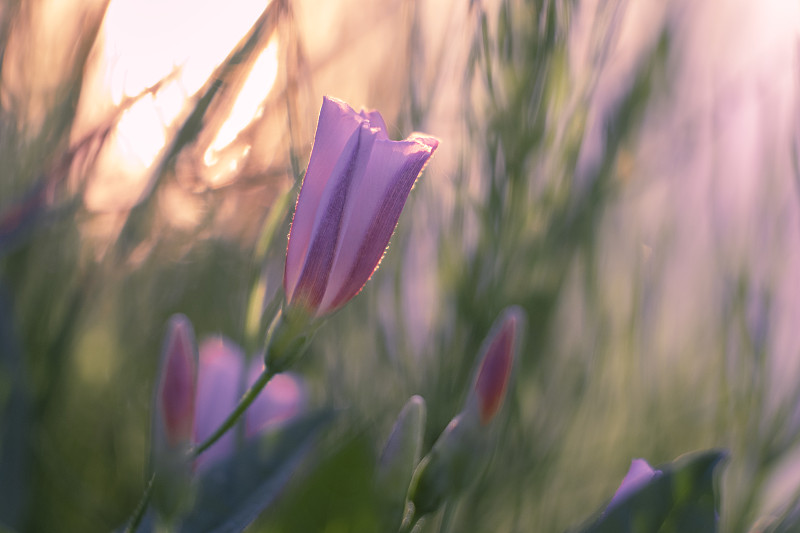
[[157, 314, 197, 447], [284, 96, 439, 317], [194, 336, 245, 471], [245, 359, 306, 437], [471, 307, 524, 425], [608, 458, 662, 509]]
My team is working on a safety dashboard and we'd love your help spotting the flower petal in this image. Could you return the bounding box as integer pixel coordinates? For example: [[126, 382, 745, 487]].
[[360, 109, 389, 140], [285, 97, 366, 300], [290, 122, 377, 312], [319, 135, 439, 314], [194, 336, 245, 471]]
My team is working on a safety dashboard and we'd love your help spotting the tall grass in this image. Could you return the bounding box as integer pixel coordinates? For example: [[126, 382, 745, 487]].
[[1, 0, 799, 531]]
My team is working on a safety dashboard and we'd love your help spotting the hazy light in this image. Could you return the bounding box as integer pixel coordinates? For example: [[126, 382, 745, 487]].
[[206, 37, 280, 163], [76, 0, 277, 211], [115, 96, 167, 171]]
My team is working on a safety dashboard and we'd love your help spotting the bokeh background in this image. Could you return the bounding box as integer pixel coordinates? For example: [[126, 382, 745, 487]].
[[2, 0, 800, 531]]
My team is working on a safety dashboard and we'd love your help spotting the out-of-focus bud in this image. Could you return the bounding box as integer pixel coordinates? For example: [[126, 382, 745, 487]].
[[465, 306, 525, 425], [408, 413, 486, 517], [157, 315, 197, 448], [152, 314, 198, 522], [376, 396, 426, 530], [608, 459, 662, 509], [283, 96, 439, 318], [246, 358, 307, 437], [194, 336, 245, 472], [410, 307, 525, 518]]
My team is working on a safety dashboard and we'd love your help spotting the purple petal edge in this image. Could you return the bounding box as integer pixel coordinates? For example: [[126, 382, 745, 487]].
[[291, 123, 375, 311], [284, 97, 366, 300], [321, 137, 438, 314]]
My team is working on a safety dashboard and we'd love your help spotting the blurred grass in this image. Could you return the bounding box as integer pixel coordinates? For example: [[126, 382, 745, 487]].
[[1, 0, 799, 532]]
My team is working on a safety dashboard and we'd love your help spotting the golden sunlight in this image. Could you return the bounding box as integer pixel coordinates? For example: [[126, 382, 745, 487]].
[[206, 37, 280, 163], [75, 0, 279, 212]]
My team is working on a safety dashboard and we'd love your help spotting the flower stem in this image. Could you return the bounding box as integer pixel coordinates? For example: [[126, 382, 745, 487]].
[[192, 366, 276, 456], [124, 473, 155, 533]]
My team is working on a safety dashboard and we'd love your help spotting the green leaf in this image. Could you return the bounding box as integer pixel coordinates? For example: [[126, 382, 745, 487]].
[[576, 449, 727, 533], [177, 409, 333, 533]]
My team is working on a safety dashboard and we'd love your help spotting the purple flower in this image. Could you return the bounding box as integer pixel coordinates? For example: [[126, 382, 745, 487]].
[[193, 335, 306, 471], [608, 459, 662, 509], [284, 96, 439, 317], [245, 358, 306, 438]]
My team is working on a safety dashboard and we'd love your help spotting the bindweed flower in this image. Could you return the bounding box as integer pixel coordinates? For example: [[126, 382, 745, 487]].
[[193, 335, 307, 472], [608, 458, 662, 509], [193, 336, 245, 470], [284, 96, 439, 318], [409, 307, 525, 517]]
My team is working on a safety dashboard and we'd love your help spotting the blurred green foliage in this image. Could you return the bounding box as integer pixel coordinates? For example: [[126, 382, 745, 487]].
[[1, 0, 799, 532]]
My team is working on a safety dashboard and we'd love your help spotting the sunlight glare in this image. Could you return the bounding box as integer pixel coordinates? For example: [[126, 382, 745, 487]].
[[78, 0, 275, 212], [204, 36, 281, 166], [115, 96, 167, 171]]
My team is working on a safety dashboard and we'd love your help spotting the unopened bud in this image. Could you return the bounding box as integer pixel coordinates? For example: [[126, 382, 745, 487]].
[[152, 314, 198, 521], [156, 314, 197, 449], [465, 306, 524, 425], [376, 396, 426, 529], [410, 307, 525, 517]]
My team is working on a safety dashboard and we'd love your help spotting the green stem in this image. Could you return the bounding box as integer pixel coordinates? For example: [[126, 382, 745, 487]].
[[125, 473, 155, 533], [193, 366, 276, 456]]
